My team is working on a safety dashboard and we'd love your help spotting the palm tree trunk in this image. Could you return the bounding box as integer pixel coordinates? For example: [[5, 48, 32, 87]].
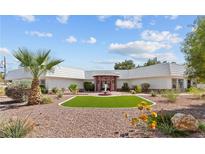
[[28, 78, 41, 105]]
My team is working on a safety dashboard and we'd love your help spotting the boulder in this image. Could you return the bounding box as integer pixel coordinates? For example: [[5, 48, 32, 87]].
[[171, 113, 199, 131]]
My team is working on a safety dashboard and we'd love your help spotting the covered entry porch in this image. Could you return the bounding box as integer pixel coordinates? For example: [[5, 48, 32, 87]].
[[93, 74, 119, 92]]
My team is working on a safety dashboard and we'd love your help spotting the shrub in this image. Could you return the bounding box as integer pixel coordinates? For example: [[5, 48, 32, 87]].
[[198, 122, 205, 132], [68, 84, 78, 94], [12, 80, 32, 89], [188, 87, 204, 99], [141, 83, 150, 92], [52, 87, 59, 94], [5, 84, 30, 102], [57, 90, 63, 98], [134, 85, 142, 93], [61, 88, 65, 93], [162, 90, 178, 103], [121, 82, 130, 92], [0, 87, 5, 96], [40, 96, 53, 104], [151, 90, 157, 97], [157, 113, 190, 137], [83, 82, 95, 91], [123, 104, 191, 137], [40, 85, 48, 94], [0, 117, 34, 138], [130, 90, 136, 94]]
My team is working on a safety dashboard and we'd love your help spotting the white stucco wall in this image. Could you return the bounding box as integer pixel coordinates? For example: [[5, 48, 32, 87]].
[[116, 79, 131, 89], [45, 77, 84, 90], [119, 77, 172, 89]]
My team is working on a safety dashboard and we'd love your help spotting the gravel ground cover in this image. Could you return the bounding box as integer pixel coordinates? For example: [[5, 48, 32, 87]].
[[0, 94, 204, 138]]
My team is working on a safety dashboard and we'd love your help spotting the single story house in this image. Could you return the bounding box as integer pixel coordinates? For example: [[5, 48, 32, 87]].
[[5, 63, 191, 91]]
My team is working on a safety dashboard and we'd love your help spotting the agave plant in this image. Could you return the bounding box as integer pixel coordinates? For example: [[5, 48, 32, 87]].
[[13, 48, 63, 105]]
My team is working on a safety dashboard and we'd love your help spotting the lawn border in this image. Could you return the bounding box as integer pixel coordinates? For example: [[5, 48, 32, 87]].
[[58, 94, 156, 109]]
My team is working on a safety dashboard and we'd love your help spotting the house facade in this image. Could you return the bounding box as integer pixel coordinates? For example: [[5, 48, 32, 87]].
[[5, 63, 190, 91]]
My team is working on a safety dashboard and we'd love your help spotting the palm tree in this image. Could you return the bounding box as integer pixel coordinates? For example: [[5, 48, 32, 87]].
[[13, 48, 63, 105]]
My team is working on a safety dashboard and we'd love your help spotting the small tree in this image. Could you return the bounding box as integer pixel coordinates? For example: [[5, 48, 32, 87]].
[[141, 83, 150, 92], [121, 82, 130, 91], [181, 17, 205, 82], [143, 57, 161, 67], [114, 60, 136, 70], [13, 48, 63, 105]]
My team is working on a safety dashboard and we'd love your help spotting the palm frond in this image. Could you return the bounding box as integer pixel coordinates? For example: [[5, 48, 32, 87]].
[[13, 48, 33, 68], [39, 59, 64, 76], [35, 49, 51, 66], [13, 48, 63, 78]]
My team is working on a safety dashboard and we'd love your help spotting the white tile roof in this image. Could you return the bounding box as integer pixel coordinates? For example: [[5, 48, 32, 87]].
[[5, 63, 185, 80]]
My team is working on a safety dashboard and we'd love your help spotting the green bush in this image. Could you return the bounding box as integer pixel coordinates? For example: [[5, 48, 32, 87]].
[[40, 96, 53, 104], [135, 85, 142, 93], [51, 87, 59, 94], [57, 90, 63, 98], [5, 85, 30, 102], [40, 85, 48, 94], [0, 117, 34, 138], [157, 113, 190, 137], [121, 82, 130, 92], [188, 87, 204, 99], [141, 83, 150, 92], [198, 122, 205, 132], [0, 87, 5, 96], [68, 84, 78, 94], [84, 82, 95, 91], [151, 90, 157, 97], [162, 90, 178, 103]]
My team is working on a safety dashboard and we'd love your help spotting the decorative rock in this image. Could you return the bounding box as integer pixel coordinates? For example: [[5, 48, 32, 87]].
[[171, 113, 199, 131]]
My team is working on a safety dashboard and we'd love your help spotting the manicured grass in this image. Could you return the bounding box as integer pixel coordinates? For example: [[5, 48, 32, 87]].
[[62, 96, 152, 108]]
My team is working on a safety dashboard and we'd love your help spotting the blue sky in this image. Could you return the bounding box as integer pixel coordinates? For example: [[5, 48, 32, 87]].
[[0, 15, 197, 71]]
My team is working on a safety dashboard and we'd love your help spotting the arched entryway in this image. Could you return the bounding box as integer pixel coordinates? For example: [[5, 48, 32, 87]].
[[93, 75, 119, 92]]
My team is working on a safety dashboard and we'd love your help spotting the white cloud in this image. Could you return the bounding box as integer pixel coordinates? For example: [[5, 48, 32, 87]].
[[83, 37, 97, 44], [132, 52, 177, 62], [115, 16, 142, 29], [0, 47, 11, 55], [65, 36, 77, 44], [25, 31, 53, 38], [56, 15, 70, 24], [141, 30, 182, 43], [175, 25, 183, 31], [165, 15, 178, 20], [17, 15, 35, 22], [109, 40, 171, 55], [97, 16, 112, 22]]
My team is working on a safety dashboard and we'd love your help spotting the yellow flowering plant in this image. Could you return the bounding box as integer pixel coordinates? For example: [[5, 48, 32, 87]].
[[123, 101, 158, 130]]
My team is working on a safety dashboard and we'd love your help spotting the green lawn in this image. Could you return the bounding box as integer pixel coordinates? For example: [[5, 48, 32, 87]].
[[61, 96, 152, 108]]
